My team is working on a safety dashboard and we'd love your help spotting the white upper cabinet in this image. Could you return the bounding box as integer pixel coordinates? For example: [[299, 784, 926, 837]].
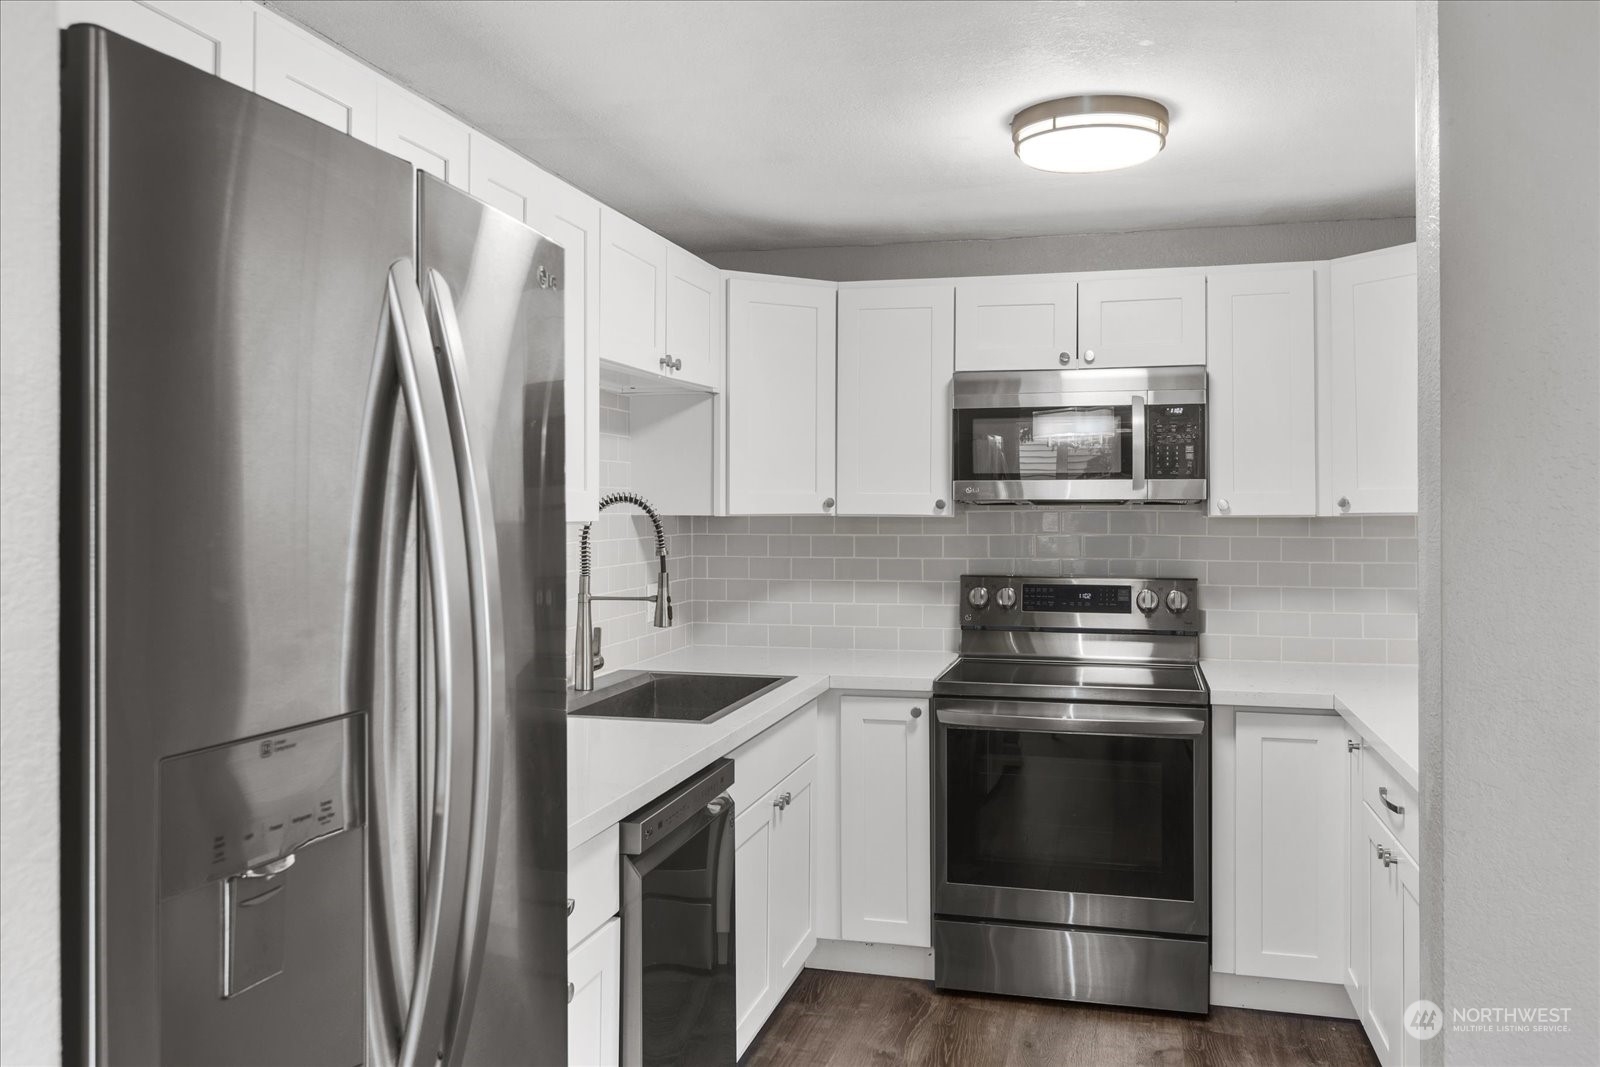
[[837, 285, 954, 516], [598, 208, 668, 375], [1232, 711, 1347, 985], [665, 246, 722, 390], [58, 1, 254, 87], [374, 81, 470, 189], [1078, 273, 1206, 367], [1206, 268, 1318, 516], [838, 697, 930, 948], [253, 11, 377, 141], [726, 276, 837, 516], [954, 278, 1078, 371], [1326, 244, 1418, 515], [469, 136, 603, 523]]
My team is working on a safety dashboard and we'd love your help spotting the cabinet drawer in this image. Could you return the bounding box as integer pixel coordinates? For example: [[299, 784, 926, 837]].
[[568, 824, 619, 950], [1362, 746, 1418, 860], [729, 701, 818, 813]]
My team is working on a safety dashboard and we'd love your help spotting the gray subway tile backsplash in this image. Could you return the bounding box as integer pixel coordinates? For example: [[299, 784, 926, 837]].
[[568, 391, 1420, 674]]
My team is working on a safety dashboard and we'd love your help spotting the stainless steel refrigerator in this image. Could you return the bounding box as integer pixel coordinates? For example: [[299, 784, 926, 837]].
[[61, 25, 567, 1066]]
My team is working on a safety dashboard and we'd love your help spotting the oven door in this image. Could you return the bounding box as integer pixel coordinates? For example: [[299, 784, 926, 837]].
[[933, 698, 1209, 937], [951, 395, 1143, 504]]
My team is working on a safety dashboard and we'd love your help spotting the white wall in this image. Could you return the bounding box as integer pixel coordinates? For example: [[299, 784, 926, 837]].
[[705, 217, 1417, 281], [1423, 3, 1600, 1065], [0, 1, 62, 1064]]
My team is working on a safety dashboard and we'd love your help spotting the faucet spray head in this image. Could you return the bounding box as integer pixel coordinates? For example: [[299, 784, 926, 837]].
[[653, 554, 673, 628]]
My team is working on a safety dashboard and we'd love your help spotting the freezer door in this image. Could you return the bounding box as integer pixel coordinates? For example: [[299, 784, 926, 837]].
[[416, 174, 568, 1065], [61, 26, 414, 1066]]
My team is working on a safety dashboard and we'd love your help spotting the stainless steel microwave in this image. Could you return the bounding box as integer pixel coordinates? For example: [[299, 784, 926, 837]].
[[951, 367, 1207, 505]]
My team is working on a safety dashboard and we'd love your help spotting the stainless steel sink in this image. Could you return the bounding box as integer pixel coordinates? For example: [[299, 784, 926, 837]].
[[567, 670, 792, 724]]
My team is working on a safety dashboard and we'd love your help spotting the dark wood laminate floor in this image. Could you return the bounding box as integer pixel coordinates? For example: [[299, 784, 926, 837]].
[[744, 970, 1379, 1067]]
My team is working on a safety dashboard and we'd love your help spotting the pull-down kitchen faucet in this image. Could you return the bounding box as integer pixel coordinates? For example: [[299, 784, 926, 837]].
[[572, 491, 673, 691]]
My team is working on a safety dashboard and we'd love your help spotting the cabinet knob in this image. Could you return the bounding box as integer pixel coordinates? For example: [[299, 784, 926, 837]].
[[566, 897, 575, 916], [1347, 739, 1362, 753], [1338, 496, 1351, 513], [567, 982, 575, 1004], [822, 497, 835, 510], [774, 791, 791, 810], [910, 707, 923, 719], [934, 499, 946, 510], [1083, 349, 1096, 364], [1217, 498, 1230, 513], [1058, 351, 1072, 365], [1376, 845, 1398, 868]]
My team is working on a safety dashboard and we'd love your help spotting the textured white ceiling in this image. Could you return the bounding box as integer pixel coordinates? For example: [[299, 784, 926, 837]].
[[269, 0, 1416, 253]]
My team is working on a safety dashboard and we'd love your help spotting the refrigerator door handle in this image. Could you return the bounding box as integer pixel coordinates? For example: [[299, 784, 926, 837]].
[[347, 259, 481, 1067], [423, 267, 507, 1063]]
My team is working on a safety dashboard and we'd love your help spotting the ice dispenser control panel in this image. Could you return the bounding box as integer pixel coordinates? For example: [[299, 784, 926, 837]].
[[159, 716, 361, 897]]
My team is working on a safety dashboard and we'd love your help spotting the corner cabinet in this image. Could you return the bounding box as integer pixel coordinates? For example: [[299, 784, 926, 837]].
[[838, 697, 930, 947], [1325, 244, 1418, 515], [1205, 268, 1318, 516], [837, 285, 954, 516], [726, 276, 838, 516], [469, 136, 603, 522]]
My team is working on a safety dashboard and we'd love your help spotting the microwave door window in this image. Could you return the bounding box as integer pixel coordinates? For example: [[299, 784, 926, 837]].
[[959, 405, 1134, 481]]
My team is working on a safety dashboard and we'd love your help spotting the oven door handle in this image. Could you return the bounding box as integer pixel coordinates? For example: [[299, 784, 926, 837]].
[[935, 702, 1205, 736]]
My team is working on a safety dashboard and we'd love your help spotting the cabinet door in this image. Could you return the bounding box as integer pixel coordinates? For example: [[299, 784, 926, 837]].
[[1399, 848, 1422, 1067], [726, 277, 838, 515], [470, 137, 602, 522], [599, 208, 668, 374], [839, 697, 930, 947], [374, 81, 470, 189], [1078, 273, 1206, 367], [253, 11, 377, 142], [1345, 728, 1369, 1017], [770, 757, 817, 984], [1327, 244, 1418, 515], [837, 285, 954, 516], [733, 805, 773, 1057], [666, 246, 722, 389], [1206, 269, 1318, 516], [58, 1, 254, 87], [954, 278, 1077, 371], [1363, 809, 1404, 1067], [1234, 711, 1346, 983], [568, 916, 621, 1067]]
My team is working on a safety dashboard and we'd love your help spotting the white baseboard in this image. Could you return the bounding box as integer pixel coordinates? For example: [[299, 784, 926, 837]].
[[1210, 972, 1358, 1019], [805, 938, 935, 980]]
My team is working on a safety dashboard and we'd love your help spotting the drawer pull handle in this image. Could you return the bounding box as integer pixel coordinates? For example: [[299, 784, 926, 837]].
[[567, 981, 576, 1004], [566, 898, 575, 917], [1379, 786, 1405, 815]]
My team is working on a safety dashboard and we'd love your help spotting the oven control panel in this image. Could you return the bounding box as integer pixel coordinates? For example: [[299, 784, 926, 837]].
[[1146, 404, 1206, 480], [960, 574, 1202, 634]]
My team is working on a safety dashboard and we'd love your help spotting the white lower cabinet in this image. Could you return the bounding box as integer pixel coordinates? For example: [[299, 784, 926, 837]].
[[567, 916, 621, 1067], [1232, 711, 1347, 983], [734, 757, 817, 1056], [839, 696, 930, 947], [1344, 725, 1368, 1014], [1353, 755, 1422, 1067]]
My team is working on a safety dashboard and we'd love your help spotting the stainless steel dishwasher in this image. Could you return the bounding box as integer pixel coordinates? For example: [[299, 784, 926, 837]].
[[619, 758, 736, 1067]]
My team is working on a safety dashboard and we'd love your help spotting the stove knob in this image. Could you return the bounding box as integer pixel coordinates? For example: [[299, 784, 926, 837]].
[[967, 586, 990, 608], [1166, 589, 1190, 614], [995, 587, 1017, 609], [1135, 589, 1160, 615]]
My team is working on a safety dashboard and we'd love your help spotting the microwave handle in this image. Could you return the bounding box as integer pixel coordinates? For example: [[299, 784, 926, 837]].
[[1130, 394, 1147, 496]]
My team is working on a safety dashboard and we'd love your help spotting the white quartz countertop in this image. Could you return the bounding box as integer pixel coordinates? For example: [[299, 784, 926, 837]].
[[566, 647, 955, 845], [1201, 660, 1420, 788]]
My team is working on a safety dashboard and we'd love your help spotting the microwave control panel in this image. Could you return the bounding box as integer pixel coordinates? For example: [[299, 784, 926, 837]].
[[1146, 404, 1206, 479]]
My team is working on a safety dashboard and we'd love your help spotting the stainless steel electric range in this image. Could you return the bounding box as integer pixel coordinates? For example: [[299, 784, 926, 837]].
[[931, 574, 1211, 1015]]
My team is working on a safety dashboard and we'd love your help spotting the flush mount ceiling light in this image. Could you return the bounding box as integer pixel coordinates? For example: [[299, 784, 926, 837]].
[[1011, 95, 1170, 173]]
